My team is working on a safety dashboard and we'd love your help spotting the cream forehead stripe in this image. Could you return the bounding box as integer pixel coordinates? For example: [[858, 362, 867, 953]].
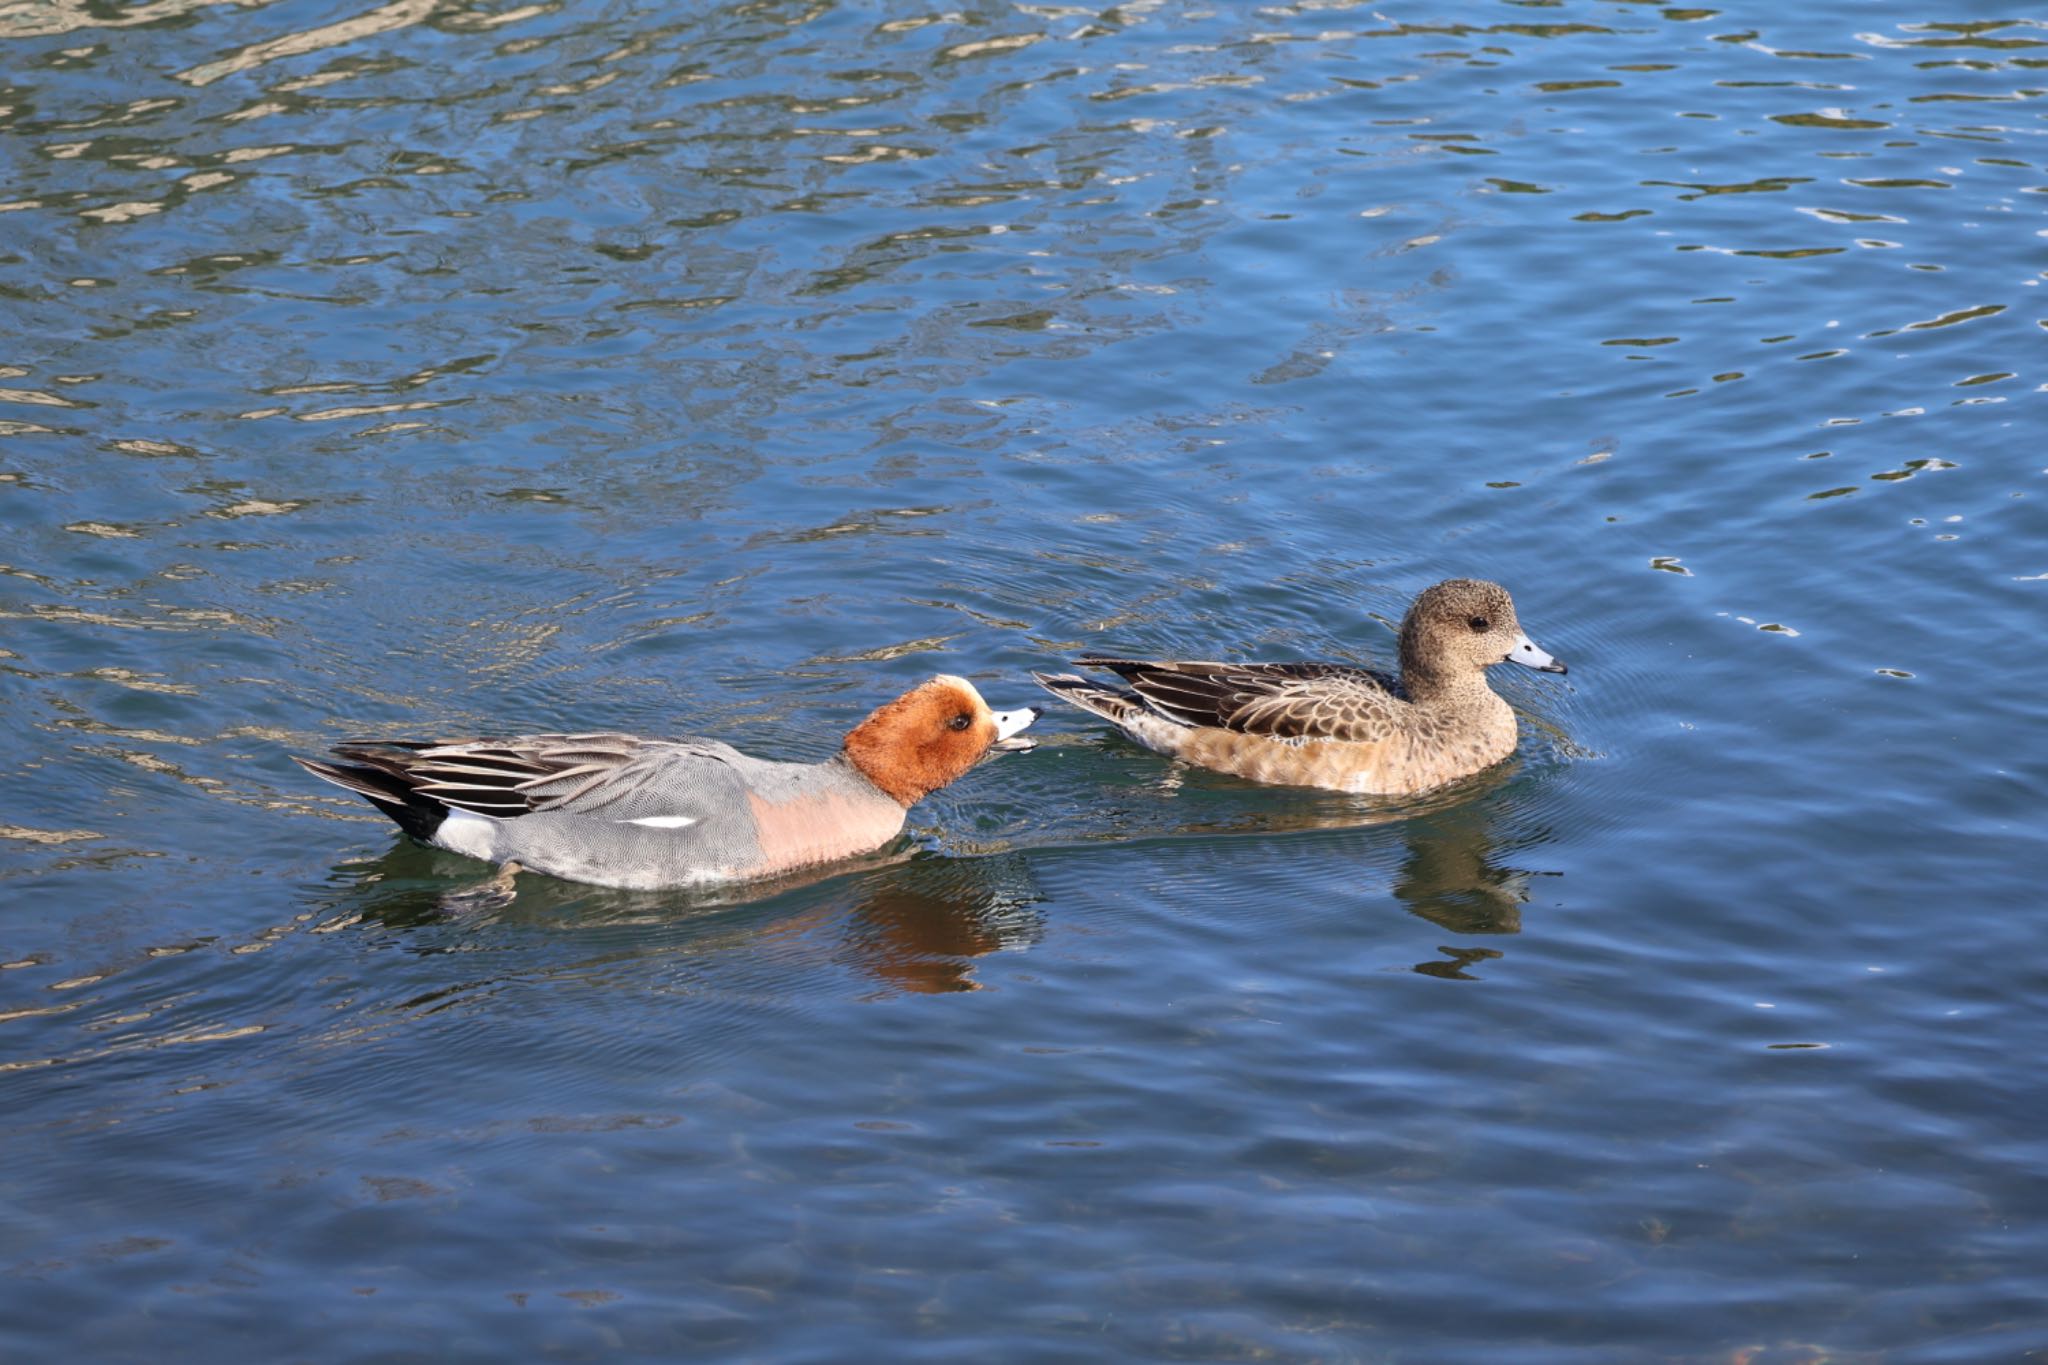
[[927, 676, 1040, 737], [929, 674, 986, 708]]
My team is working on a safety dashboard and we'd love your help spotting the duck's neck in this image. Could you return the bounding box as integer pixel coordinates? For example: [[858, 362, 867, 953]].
[[833, 745, 923, 809], [1399, 637, 1493, 707]]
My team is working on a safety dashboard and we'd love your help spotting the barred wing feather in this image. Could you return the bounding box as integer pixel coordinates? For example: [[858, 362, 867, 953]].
[[329, 733, 739, 821], [1071, 658, 1406, 742]]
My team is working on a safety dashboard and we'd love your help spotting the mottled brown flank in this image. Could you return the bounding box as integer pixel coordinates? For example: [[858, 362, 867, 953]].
[[842, 679, 999, 806], [1176, 698, 1516, 795]]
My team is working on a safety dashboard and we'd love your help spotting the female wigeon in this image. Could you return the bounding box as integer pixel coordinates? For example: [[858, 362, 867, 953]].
[[1034, 579, 1566, 795], [295, 675, 1039, 890]]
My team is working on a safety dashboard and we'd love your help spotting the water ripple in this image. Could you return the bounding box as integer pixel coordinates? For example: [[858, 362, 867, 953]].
[[4, 0, 2047, 1357]]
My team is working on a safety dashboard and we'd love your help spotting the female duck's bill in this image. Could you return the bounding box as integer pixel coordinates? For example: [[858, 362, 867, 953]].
[[1506, 632, 1567, 674]]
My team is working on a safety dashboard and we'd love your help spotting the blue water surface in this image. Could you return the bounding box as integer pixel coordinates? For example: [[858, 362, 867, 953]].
[[2, 1, 2046, 1359]]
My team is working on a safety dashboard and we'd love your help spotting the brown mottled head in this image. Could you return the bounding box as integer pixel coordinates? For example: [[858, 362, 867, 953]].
[[842, 674, 1040, 807], [1399, 579, 1566, 697]]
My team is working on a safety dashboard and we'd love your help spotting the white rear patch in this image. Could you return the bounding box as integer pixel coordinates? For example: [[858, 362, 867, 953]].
[[620, 815, 698, 829], [437, 809, 500, 861]]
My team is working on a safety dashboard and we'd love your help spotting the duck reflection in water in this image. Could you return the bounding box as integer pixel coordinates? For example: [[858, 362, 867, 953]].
[[317, 754, 1542, 990], [1289, 776, 1551, 980], [1389, 797, 1553, 980], [780, 857, 1044, 996], [1391, 797, 1532, 937], [1089, 756, 1551, 981], [319, 842, 1043, 1000]]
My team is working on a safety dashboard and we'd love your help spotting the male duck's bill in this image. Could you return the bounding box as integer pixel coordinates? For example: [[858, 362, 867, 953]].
[[1506, 632, 1568, 674], [989, 706, 1040, 752]]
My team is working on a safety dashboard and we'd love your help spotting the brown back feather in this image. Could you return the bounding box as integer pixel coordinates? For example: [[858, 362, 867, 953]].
[[1070, 658, 1405, 741]]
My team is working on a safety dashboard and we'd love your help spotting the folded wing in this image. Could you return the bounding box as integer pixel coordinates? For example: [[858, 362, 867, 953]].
[[1070, 658, 1406, 742], [299, 733, 741, 823]]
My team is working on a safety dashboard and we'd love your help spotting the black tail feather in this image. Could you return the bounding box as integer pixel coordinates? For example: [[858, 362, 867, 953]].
[[294, 754, 448, 842]]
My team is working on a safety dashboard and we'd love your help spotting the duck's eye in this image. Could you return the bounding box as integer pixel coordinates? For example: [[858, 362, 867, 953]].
[[948, 713, 972, 732], [1468, 615, 1490, 632]]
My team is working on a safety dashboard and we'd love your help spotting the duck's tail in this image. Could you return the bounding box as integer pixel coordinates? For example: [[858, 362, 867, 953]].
[[1031, 671, 1138, 723], [1031, 670, 1191, 754], [294, 748, 449, 841]]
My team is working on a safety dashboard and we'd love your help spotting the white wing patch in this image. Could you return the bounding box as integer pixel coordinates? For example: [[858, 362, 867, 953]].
[[620, 815, 698, 829]]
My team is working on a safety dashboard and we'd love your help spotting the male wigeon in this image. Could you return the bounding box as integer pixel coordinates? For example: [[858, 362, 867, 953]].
[[295, 675, 1040, 891], [1034, 579, 1566, 795]]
